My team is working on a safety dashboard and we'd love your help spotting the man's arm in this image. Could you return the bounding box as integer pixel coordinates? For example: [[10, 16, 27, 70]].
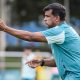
[[0, 20, 47, 42], [26, 58, 56, 68]]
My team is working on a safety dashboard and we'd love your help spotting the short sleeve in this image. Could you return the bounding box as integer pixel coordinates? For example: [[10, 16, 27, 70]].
[[40, 26, 65, 44]]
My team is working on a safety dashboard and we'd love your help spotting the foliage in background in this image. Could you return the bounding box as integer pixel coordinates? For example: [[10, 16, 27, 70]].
[[10, 0, 63, 25]]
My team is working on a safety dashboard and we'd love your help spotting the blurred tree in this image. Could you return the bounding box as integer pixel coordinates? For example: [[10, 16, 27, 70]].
[[10, 0, 80, 25], [11, 0, 43, 25], [10, 0, 63, 25], [70, 0, 80, 18]]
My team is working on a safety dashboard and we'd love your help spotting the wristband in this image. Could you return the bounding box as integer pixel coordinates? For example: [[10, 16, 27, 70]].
[[40, 59, 45, 66]]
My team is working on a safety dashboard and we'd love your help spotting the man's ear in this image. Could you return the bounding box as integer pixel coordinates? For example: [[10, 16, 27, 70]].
[[55, 16, 60, 22]]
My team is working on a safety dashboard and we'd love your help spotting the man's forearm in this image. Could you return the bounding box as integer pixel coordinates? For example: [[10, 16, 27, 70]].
[[0, 20, 47, 42], [1, 25, 47, 42], [3, 26, 33, 41], [43, 58, 56, 67]]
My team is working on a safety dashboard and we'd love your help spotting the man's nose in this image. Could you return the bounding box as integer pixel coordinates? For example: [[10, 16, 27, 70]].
[[44, 18, 47, 21]]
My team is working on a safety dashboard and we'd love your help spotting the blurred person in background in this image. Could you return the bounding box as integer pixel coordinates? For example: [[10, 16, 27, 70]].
[[21, 48, 36, 80], [1, 2, 80, 80]]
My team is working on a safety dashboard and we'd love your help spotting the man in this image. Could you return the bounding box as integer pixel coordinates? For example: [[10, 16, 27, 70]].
[[0, 3, 80, 80]]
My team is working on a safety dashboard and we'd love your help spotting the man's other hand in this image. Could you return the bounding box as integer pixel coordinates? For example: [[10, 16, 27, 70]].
[[26, 59, 42, 68]]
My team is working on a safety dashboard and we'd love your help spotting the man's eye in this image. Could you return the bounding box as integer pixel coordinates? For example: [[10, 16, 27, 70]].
[[46, 15, 49, 17]]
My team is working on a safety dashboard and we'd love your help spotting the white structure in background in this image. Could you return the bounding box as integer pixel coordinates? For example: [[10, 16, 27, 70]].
[[0, 0, 7, 51], [0, 51, 52, 80], [0, 51, 22, 80], [0, 0, 13, 72], [64, 0, 70, 23], [0, 0, 8, 73]]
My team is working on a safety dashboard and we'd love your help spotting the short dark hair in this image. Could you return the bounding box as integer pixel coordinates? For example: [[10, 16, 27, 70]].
[[43, 3, 66, 21]]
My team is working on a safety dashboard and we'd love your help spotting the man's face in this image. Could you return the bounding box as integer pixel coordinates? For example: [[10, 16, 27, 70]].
[[43, 9, 60, 28]]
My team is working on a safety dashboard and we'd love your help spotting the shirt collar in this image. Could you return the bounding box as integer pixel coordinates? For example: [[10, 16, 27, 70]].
[[58, 21, 66, 26]]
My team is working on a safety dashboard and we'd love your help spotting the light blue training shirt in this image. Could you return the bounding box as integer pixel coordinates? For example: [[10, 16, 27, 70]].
[[40, 21, 80, 79]]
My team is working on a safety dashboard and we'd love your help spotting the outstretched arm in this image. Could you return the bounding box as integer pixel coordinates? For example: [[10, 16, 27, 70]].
[[0, 20, 47, 42], [26, 58, 56, 68]]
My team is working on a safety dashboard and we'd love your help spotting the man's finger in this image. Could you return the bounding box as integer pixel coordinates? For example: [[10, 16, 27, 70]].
[[25, 59, 37, 64], [25, 60, 33, 64]]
